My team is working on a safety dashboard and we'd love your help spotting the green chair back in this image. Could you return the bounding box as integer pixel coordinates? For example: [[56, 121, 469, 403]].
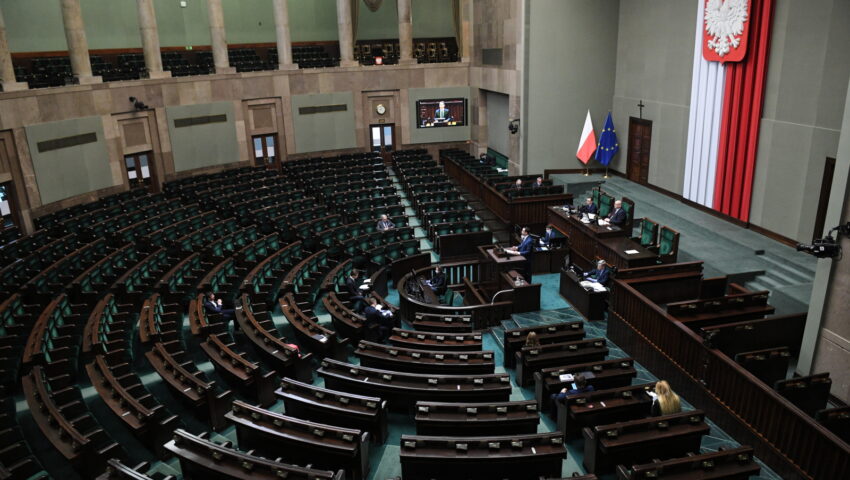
[[598, 194, 613, 218], [659, 227, 676, 255]]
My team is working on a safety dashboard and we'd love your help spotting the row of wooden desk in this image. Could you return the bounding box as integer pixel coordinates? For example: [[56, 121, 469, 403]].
[[546, 206, 657, 271]]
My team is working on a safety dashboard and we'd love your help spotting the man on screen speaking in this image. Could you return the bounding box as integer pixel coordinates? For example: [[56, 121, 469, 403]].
[[434, 101, 451, 124]]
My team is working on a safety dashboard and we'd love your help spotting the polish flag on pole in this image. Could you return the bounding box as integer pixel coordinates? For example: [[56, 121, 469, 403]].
[[576, 110, 596, 164]]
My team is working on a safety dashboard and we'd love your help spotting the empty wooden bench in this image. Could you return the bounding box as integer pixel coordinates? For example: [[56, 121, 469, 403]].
[[816, 406, 850, 443], [228, 400, 370, 480], [515, 338, 609, 387], [276, 377, 389, 444], [734, 346, 791, 386], [318, 358, 511, 411], [415, 400, 539, 436], [389, 328, 483, 351], [615, 446, 760, 480], [700, 313, 806, 357], [399, 432, 567, 480], [411, 312, 475, 332], [237, 294, 313, 382], [775, 373, 831, 417], [583, 410, 710, 474], [503, 320, 585, 368], [355, 340, 495, 375], [535, 358, 638, 412], [164, 429, 344, 480]]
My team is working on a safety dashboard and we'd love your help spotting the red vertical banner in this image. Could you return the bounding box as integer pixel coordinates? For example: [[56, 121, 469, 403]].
[[713, 0, 775, 221]]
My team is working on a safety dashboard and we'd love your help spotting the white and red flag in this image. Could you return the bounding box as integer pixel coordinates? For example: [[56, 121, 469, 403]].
[[576, 110, 596, 165]]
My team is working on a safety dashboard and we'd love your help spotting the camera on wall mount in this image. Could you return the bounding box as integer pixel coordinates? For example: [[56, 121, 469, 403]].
[[796, 222, 850, 259], [508, 119, 520, 135]]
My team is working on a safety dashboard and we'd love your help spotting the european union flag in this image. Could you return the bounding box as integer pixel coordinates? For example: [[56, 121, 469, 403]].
[[596, 112, 619, 166]]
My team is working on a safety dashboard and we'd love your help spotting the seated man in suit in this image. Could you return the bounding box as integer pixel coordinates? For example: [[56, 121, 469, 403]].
[[434, 101, 451, 124], [584, 260, 611, 286], [345, 269, 366, 313], [532, 176, 544, 189], [506, 227, 535, 283], [203, 291, 237, 329], [577, 197, 598, 216], [427, 265, 447, 296], [605, 200, 627, 227], [376, 214, 395, 231], [540, 225, 558, 248], [511, 179, 524, 191], [364, 297, 394, 342], [549, 374, 594, 416]]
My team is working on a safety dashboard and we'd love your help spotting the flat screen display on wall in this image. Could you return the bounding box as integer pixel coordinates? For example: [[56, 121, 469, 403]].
[[416, 98, 467, 128]]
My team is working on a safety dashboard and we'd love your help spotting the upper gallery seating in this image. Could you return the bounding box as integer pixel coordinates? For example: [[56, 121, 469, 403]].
[[11, 44, 342, 88], [355, 38, 459, 65]]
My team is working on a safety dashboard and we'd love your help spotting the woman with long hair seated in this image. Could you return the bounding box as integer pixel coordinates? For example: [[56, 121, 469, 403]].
[[651, 380, 681, 416]]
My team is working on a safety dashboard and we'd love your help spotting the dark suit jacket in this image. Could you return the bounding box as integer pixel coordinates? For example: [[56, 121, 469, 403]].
[[364, 306, 380, 326], [377, 219, 395, 231], [579, 203, 598, 215], [587, 267, 611, 286], [517, 235, 535, 257], [532, 182, 544, 189], [511, 183, 523, 191], [541, 230, 557, 247], [430, 272, 446, 294], [555, 384, 595, 401], [608, 207, 627, 226], [345, 277, 361, 297], [203, 299, 222, 315]]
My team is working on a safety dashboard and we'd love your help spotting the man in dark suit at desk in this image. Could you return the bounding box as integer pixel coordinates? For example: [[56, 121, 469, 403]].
[[428, 265, 447, 296], [532, 176, 544, 189], [204, 291, 237, 330], [511, 179, 523, 191], [364, 297, 392, 342], [540, 225, 558, 248], [578, 197, 598, 216], [584, 260, 611, 286], [549, 374, 594, 417], [345, 270, 366, 312], [605, 200, 627, 227], [377, 214, 395, 231]]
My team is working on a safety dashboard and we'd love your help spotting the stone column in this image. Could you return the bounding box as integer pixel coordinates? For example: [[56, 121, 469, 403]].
[[0, 6, 27, 91], [136, 0, 170, 79], [397, 0, 415, 64], [461, 0, 472, 62], [206, 0, 235, 74], [272, 0, 297, 70], [59, 0, 100, 84], [336, 0, 358, 67]]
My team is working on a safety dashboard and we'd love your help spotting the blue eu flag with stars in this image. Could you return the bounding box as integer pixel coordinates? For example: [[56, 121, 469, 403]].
[[596, 112, 619, 166]]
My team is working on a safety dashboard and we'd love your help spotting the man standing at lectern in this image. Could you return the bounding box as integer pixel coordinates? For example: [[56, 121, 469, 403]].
[[516, 227, 535, 283], [434, 101, 450, 123]]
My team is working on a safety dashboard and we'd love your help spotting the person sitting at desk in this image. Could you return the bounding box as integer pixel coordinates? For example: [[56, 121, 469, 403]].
[[650, 380, 682, 416], [204, 291, 237, 330], [376, 214, 395, 231], [540, 225, 557, 248], [364, 297, 393, 342], [604, 200, 627, 227], [434, 101, 451, 123], [345, 269, 366, 312], [584, 259, 611, 286], [550, 374, 594, 416], [525, 331, 541, 348], [511, 179, 523, 191], [578, 197, 598, 216], [532, 176, 544, 189], [505, 227, 534, 283], [427, 265, 447, 296]]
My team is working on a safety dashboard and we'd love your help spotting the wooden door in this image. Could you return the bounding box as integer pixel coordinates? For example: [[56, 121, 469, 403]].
[[627, 117, 652, 183], [370, 124, 395, 164]]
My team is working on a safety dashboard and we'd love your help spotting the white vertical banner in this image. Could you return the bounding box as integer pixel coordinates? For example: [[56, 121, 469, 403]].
[[683, 0, 726, 206]]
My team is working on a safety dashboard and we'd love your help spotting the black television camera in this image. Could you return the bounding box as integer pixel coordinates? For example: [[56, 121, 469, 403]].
[[796, 222, 849, 259]]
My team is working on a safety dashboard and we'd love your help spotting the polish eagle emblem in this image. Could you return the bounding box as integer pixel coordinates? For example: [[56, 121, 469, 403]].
[[703, 0, 750, 62]]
